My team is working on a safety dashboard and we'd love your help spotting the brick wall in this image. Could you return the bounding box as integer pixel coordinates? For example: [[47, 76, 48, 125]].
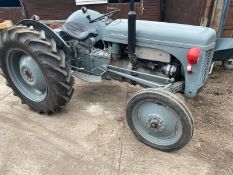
[[0, 7, 23, 23]]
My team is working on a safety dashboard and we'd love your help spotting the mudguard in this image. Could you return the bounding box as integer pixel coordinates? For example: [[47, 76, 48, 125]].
[[17, 19, 70, 54], [213, 38, 233, 61]]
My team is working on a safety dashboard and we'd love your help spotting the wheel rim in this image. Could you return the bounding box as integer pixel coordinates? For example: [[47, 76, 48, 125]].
[[5, 48, 47, 102], [131, 99, 182, 146], [226, 59, 233, 65]]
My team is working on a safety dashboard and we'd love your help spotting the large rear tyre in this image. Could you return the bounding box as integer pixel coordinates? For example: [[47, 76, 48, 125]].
[[0, 26, 74, 114], [126, 89, 194, 151]]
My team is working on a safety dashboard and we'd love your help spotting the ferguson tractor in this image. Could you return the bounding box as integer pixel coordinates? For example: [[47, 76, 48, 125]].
[[1, 0, 232, 151]]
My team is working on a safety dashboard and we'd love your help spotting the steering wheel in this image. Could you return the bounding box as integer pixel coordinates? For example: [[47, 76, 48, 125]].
[[89, 9, 120, 23]]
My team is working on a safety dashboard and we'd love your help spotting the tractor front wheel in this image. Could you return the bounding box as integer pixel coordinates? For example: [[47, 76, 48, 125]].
[[126, 89, 194, 151], [0, 26, 74, 114]]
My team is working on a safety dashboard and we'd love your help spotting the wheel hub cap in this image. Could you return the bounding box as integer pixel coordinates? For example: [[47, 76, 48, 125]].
[[132, 101, 182, 146], [5, 48, 48, 102], [19, 54, 46, 92], [146, 115, 166, 133], [23, 69, 34, 82]]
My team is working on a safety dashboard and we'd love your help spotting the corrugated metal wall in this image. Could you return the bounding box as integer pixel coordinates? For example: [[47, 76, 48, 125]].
[[22, 0, 160, 21]]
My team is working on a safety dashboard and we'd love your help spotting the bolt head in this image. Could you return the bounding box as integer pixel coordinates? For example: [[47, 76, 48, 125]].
[[147, 115, 166, 133]]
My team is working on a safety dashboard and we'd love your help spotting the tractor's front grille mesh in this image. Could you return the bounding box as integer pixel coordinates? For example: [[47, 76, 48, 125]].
[[199, 50, 213, 87]]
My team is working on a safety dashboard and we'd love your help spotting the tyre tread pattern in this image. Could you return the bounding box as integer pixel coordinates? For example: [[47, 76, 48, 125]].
[[126, 88, 194, 152], [0, 26, 74, 114]]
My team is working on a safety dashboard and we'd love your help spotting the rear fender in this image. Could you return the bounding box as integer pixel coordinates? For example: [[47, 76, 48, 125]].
[[17, 19, 70, 54], [213, 38, 233, 61]]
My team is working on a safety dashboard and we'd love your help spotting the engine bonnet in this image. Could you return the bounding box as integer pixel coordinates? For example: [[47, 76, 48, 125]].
[[103, 19, 216, 50]]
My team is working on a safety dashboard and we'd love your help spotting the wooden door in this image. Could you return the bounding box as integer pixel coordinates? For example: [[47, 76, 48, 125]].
[[106, 0, 161, 21], [223, 0, 233, 37], [164, 0, 207, 25]]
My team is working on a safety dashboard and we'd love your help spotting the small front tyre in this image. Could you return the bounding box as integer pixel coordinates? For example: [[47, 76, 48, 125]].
[[126, 89, 194, 151]]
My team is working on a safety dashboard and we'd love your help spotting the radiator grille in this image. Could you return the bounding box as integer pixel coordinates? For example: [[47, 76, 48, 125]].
[[199, 50, 212, 87]]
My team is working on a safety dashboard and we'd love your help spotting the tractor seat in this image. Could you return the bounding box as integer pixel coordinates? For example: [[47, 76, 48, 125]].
[[62, 21, 98, 41]]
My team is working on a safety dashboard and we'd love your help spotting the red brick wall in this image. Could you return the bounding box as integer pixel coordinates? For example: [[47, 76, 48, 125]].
[[22, 0, 160, 21], [0, 7, 23, 23]]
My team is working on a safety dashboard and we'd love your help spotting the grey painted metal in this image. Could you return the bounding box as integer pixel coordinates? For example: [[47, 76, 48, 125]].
[[5, 49, 47, 102], [63, 9, 217, 98], [131, 100, 182, 146], [108, 65, 171, 81], [213, 38, 233, 61], [72, 71, 102, 83], [102, 19, 215, 97], [108, 65, 184, 93], [164, 81, 185, 93], [64, 10, 216, 50], [135, 47, 171, 63], [63, 9, 104, 43], [17, 20, 70, 54], [19, 55, 46, 91], [103, 19, 216, 50], [108, 69, 167, 88]]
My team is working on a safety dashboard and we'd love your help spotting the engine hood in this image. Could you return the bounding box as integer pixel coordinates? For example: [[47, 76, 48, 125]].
[[103, 19, 216, 50]]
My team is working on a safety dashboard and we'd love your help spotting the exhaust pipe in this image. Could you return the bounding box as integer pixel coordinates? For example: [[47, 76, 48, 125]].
[[128, 0, 136, 64]]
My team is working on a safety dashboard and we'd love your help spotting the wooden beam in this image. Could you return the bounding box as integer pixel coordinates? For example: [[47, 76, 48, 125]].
[[211, 0, 223, 30], [201, 0, 213, 26]]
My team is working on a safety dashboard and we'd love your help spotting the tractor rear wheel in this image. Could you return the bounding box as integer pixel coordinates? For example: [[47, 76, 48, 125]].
[[126, 89, 194, 151], [0, 26, 74, 114]]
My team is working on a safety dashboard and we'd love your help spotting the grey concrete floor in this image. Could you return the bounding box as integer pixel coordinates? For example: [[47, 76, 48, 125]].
[[0, 67, 232, 175]]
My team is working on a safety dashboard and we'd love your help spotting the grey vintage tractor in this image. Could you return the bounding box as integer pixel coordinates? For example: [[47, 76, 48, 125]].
[[1, 0, 232, 151]]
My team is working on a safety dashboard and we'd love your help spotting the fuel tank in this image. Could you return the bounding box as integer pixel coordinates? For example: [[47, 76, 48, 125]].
[[103, 19, 216, 51]]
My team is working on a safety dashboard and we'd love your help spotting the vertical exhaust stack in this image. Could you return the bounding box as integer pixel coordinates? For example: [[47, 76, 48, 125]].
[[128, 0, 137, 64]]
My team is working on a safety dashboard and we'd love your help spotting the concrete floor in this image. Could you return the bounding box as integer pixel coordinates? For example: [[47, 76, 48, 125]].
[[0, 67, 233, 175]]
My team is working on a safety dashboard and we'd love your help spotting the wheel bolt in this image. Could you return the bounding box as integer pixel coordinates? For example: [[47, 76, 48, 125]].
[[150, 122, 159, 129], [147, 116, 166, 132]]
